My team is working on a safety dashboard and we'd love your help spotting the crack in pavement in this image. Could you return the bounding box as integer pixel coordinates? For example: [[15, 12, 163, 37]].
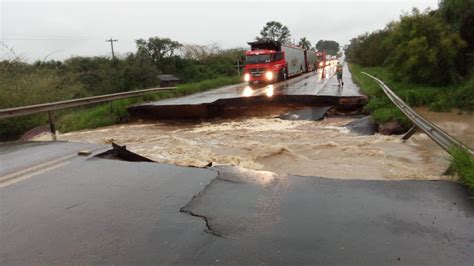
[[178, 167, 281, 238], [179, 208, 224, 237], [179, 169, 225, 237], [178, 168, 250, 237]]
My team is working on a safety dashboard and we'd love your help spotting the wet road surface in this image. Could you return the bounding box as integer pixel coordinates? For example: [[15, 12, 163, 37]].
[[0, 141, 104, 185], [140, 63, 359, 106], [1, 142, 473, 265], [128, 62, 365, 119]]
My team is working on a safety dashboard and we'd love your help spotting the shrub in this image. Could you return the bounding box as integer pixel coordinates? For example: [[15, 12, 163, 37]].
[[450, 148, 474, 191], [385, 8, 466, 85], [346, 28, 392, 67], [452, 75, 474, 111], [372, 107, 411, 128]]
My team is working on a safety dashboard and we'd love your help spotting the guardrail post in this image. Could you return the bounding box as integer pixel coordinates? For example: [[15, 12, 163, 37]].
[[401, 125, 418, 141], [48, 111, 57, 141]]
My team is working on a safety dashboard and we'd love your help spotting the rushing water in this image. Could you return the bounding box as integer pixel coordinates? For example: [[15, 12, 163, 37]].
[[39, 115, 457, 181], [414, 107, 474, 148]]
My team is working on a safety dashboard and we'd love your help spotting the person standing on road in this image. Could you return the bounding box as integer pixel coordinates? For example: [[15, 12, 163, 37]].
[[336, 62, 344, 86]]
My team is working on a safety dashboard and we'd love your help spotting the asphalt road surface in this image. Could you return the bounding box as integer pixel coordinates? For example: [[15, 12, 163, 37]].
[[128, 62, 366, 120], [1, 142, 473, 265], [132, 62, 360, 107]]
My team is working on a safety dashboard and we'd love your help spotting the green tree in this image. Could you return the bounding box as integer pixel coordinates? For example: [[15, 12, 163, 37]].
[[135, 37, 182, 64], [120, 53, 160, 90], [315, 40, 340, 55], [345, 27, 392, 66], [256, 21, 291, 44], [439, 0, 474, 73], [385, 8, 466, 85], [439, 0, 474, 29], [298, 37, 311, 50]]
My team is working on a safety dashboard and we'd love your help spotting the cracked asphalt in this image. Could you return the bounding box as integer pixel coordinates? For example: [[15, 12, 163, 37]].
[[1, 142, 473, 265]]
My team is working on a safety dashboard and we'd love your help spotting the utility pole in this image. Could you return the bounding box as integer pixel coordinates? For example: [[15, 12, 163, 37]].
[[235, 56, 245, 76], [106, 38, 118, 59], [235, 59, 241, 76]]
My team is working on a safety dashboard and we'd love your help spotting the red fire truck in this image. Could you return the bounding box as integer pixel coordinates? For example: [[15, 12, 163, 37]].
[[243, 40, 318, 85]]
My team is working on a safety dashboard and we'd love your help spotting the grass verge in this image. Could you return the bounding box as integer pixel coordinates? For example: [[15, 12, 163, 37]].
[[348, 63, 473, 127], [449, 148, 474, 192], [57, 75, 241, 133], [348, 63, 411, 128], [0, 76, 242, 140]]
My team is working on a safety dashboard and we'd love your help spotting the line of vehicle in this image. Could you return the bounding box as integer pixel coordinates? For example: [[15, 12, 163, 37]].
[[0, 86, 176, 119], [362, 72, 473, 156]]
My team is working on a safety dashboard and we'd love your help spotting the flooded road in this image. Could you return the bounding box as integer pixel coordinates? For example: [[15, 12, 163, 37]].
[[30, 62, 467, 181], [53, 116, 452, 181]]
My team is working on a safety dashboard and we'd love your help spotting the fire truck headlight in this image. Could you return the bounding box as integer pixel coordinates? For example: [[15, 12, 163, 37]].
[[244, 73, 250, 82], [265, 71, 274, 80]]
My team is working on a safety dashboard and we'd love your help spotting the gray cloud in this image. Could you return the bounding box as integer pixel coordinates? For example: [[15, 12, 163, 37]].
[[1, 0, 438, 61]]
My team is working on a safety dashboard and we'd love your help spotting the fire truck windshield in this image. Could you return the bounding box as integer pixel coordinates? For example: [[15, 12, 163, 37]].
[[246, 54, 271, 64]]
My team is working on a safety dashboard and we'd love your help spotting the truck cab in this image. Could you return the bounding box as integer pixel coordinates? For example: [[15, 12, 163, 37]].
[[243, 40, 307, 85], [243, 40, 290, 85], [243, 49, 286, 84]]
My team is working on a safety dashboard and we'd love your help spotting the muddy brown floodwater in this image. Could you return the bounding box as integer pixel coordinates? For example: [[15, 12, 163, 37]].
[[414, 107, 474, 148], [41, 115, 457, 181]]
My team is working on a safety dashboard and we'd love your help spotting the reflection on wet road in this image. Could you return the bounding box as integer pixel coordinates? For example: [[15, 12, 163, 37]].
[[135, 61, 360, 108]]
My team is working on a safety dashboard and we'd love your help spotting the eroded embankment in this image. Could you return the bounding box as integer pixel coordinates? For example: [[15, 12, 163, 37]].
[[128, 95, 367, 120], [44, 115, 453, 181]]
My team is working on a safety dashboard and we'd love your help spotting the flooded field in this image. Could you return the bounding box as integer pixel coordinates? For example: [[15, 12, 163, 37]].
[[44, 115, 455, 181]]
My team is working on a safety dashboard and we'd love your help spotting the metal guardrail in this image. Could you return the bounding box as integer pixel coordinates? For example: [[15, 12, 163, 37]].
[[0, 86, 176, 119], [0, 86, 175, 140], [362, 72, 473, 156]]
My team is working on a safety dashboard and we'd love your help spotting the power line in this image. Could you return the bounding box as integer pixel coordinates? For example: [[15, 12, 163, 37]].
[[1, 35, 98, 41], [105, 38, 118, 59]]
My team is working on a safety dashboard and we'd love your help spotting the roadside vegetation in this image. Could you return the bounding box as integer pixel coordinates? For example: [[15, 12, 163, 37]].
[[0, 38, 244, 141], [346, 1, 474, 119], [349, 63, 469, 128], [449, 148, 474, 192], [55, 76, 241, 133], [347, 0, 474, 189]]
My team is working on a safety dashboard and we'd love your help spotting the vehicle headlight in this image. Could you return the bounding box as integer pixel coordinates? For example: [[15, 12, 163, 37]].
[[265, 71, 274, 80], [319, 62, 323, 66], [244, 73, 250, 82]]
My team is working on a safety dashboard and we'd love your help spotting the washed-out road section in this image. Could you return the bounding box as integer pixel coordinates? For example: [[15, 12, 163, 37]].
[[2, 62, 473, 264], [1, 141, 473, 265]]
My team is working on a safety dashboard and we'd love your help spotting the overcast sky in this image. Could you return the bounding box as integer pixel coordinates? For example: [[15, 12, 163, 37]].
[[0, 0, 439, 61]]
